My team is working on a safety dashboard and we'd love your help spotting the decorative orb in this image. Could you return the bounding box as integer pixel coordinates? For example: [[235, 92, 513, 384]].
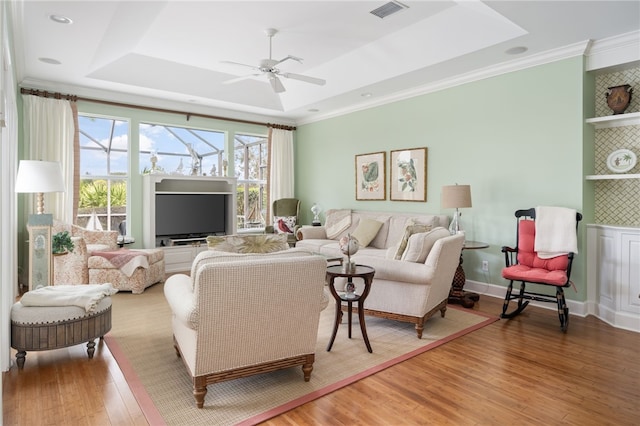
[[339, 234, 359, 256]]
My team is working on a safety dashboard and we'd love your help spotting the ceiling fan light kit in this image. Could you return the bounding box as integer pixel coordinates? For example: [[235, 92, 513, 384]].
[[221, 28, 326, 94]]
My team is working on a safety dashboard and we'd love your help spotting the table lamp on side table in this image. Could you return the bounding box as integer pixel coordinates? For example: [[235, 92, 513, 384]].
[[441, 184, 472, 236]]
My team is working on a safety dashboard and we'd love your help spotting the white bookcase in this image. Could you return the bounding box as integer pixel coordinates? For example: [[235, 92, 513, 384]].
[[142, 174, 237, 272]]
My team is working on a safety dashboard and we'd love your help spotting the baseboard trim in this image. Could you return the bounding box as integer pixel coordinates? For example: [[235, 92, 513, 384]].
[[464, 280, 639, 333]]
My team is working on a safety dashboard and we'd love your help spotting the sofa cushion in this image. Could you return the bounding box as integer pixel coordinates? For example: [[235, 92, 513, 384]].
[[325, 209, 352, 239], [401, 227, 451, 263], [206, 234, 289, 254], [274, 216, 296, 234], [393, 224, 433, 260], [351, 218, 383, 247]]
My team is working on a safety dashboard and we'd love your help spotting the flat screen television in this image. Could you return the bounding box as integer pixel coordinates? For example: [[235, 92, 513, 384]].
[[155, 193, 227, 238]]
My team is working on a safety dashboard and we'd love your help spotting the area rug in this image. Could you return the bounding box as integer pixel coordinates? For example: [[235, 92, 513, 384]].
[[105, 283, 497, 426]]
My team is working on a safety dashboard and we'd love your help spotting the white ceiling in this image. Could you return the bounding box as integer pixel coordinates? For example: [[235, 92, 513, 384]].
[[9, 1, 640, 124]]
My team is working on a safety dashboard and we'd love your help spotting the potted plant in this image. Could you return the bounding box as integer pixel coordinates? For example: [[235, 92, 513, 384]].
[[52, 231, 74, 255]]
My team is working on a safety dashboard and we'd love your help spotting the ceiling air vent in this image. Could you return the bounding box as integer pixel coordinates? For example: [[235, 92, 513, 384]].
[[370, 1, 409, 19]]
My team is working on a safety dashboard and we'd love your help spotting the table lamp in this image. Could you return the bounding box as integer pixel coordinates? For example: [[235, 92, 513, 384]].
[[15, 160, 65, 215], [311, 203, 322, 226], [441, 184, 472, 235]]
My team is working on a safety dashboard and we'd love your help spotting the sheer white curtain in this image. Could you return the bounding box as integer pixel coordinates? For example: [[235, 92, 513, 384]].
[[268, 127, 294, 211], [22, 95, 75, 222]]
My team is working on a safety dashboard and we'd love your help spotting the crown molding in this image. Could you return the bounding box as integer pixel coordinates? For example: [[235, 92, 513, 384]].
[[299, 41, 590, 125], [585, 30, 640, 71]]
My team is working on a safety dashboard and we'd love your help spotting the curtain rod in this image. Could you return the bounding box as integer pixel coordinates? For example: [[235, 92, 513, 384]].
[[20, 88, 296, 131]]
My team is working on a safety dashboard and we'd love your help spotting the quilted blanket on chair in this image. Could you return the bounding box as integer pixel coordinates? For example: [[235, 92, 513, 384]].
[[91, 249, 150, 277]]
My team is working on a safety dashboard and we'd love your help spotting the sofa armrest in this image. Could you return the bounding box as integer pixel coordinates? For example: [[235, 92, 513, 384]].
[[164, 274, 198, 329], [297, 226, 328, 241], [353, 255, 434, 285]]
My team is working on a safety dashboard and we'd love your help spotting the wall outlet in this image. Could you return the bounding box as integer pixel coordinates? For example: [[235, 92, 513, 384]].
[[482, 260, 489, 272]]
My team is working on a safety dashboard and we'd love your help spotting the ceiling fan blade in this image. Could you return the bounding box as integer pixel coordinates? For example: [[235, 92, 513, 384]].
[[222, 74, 261, 85], [267, 73, 286, 93], [220, 60, 260, 72], [280, 72, 326, 86], [274, 55, 303, 66]]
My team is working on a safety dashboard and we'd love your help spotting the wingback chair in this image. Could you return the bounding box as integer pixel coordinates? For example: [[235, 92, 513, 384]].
[[163, 248, 328, 408], [52, 221, 118, 284], [265, 198, 301, 246]]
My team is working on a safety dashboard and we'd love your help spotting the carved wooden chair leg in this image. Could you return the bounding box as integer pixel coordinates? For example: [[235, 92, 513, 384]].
[[193, 377, 207, 409]]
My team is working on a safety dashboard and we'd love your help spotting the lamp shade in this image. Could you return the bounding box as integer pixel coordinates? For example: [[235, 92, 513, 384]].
[[15, 160, 65, 193], [441, 184, 472, 209]]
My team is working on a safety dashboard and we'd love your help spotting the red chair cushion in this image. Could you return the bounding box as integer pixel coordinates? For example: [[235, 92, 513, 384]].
[[502, 264, 568, 286], [501, 220, 570, 286]]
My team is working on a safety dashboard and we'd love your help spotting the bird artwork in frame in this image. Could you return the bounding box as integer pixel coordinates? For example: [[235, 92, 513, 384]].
[[355, 151, 386, 201], [390, 147, 428, 202]]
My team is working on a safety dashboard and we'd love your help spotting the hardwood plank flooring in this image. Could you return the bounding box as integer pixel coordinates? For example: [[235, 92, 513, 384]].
[[3, 296, 639, 425]]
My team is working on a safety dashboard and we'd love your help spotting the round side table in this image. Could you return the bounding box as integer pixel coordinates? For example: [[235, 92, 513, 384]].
[[325, 264, 375, 353], [448, 240, 489, 308]]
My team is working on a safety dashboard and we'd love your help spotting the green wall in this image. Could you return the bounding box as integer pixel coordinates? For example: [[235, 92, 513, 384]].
[[296, 57, 590, 300]]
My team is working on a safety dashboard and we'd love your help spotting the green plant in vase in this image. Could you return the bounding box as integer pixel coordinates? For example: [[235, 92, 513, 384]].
[[52, 231, 75, 254]]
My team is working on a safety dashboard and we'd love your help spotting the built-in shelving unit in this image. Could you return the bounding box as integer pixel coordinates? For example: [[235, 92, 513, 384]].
[[142, 174, 237, 272], [585, 111, 640, 129], [585, 174, 640, 180], [586, 111, 639, 180]]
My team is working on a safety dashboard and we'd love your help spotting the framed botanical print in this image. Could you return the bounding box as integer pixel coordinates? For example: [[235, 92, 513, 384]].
[[390, 147, 428, 202], [355, 151, 386, 201]]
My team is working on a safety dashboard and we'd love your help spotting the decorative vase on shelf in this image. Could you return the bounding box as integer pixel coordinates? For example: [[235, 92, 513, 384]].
[[606, 84, 633, 115]]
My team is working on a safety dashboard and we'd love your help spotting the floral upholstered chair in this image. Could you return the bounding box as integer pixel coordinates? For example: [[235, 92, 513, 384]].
[[52, 221, 118, 284]]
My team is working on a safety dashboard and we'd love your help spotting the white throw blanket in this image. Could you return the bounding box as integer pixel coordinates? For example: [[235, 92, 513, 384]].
[[534, 206, 578, 259], [325, 209, 352, 239], [20, 283, 118, 313]]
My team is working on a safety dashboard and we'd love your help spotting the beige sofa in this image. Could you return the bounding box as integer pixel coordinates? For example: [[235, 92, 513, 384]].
[[298, 209, 464, 338], [163, 248, 328, 408], [296, 209, 449, 258]]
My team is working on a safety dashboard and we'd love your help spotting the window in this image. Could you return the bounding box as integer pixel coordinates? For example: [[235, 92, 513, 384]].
[[235, 133, 268, 231], [139, 123, 225, 176], [78, 115, 129, 231]]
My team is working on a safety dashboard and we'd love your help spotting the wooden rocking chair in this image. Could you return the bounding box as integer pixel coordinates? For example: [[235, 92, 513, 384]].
[[501, 207, 582, 332]]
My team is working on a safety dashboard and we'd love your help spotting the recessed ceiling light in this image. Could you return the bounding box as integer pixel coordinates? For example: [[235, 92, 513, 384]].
[[49, 14, 73, 24], [505, 46, 528, 55], [38, 57, 61, 65], [308, 108, 319, 113], [361, 92, 373, 98]]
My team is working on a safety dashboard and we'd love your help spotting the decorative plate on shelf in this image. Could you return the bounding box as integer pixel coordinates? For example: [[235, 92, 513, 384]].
[[606, 149, 637, 173]]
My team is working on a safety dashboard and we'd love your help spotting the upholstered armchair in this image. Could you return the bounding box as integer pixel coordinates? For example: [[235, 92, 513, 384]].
[[52, 221, 118, 284], [164, 248, 328, 408], [265, 198, 301, 246]]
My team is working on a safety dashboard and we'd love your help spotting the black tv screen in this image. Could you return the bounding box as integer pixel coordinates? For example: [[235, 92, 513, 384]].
[[155, 193, 226, 237]]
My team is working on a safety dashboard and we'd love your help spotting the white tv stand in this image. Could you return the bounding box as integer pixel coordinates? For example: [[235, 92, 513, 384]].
[[142, 174, 237, 272]]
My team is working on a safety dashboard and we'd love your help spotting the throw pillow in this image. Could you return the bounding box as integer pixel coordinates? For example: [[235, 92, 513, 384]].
[[350, 218, 383, 247], [274, 216, 296, 234], [401, 227, 451, 263], [325, 209, 352, 239], [393, 224, 433, 260]]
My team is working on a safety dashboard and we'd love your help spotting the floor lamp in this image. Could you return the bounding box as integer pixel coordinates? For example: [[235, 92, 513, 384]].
[[441, 184, 472, 236], [16, 160, 65, 290]]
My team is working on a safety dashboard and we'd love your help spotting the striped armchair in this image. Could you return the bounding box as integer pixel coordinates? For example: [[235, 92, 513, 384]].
[[163, 248, 328, 408]]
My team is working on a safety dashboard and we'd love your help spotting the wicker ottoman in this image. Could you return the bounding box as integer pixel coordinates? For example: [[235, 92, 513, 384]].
[[88, 248, 165, 294], [10, 297, 112, 370]]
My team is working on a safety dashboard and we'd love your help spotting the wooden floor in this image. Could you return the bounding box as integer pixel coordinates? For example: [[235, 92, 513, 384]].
[[3, 296, 639, 425]]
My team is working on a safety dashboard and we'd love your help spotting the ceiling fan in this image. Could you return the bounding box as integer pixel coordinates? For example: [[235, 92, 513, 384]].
[[221, 28, 326, 93]]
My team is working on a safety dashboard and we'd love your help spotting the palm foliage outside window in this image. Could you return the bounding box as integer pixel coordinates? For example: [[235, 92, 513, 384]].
[[78, 115, 129, 230]]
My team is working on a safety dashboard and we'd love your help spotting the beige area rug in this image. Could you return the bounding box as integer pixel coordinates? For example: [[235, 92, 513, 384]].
[[105, 282, 497, 426]]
